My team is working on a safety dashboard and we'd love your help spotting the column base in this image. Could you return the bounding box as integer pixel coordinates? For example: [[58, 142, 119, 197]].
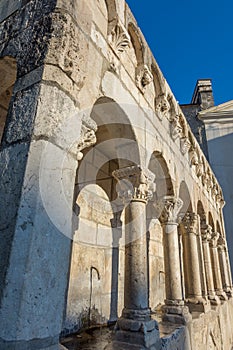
[[110, 312, 161, 350], [208, 293, 221, 305], [186, 296, 211, 313], [162, 304, 192, 325], [225, 288, 233, 298], [216, 290, 228, 302]]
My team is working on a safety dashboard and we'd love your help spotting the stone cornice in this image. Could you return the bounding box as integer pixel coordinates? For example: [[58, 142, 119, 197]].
[[198, 100, 233, 121]]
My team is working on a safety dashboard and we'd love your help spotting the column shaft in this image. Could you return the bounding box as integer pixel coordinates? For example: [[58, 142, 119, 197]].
[[163, 222, 183, 303], [124, 200, 149, 312], [159, 196, 191, 325], [201, 226, 220, 305]]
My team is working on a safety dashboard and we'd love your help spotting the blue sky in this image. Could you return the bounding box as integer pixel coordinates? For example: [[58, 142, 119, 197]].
[[126, 0, 233, 105]]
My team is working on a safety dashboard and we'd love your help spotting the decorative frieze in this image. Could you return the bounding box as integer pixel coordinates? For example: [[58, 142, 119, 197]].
[[136, 64, 153, 93], [112, 165, 155, 203]]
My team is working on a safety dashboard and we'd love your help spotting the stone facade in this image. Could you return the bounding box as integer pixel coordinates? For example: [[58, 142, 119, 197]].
[[0, 1, 233, 350]]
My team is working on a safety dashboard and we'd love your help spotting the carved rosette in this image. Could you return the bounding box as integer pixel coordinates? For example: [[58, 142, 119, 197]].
[[112, 165, 155, 203], [180, 137, 191, 155], [170, 115, 183, 140], [77, 114, 97, 160], [108, 22, 131, 57], [181, 212, 199, 235], [136, 64, 153, 93], [210, 231, 220, 248], [158, 196, 183, 224], [201, 224, 212, 242], [155, 94, 170, 120]]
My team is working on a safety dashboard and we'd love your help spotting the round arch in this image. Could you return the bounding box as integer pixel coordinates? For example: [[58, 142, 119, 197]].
[[128, 22, 144, 65], [208, 212, 215, 232], [179, 180, 193, 217], [197, 200, 206, 226]]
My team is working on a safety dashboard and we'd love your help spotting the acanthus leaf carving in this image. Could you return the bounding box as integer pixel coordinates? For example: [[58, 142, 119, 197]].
[[112, 165, 155, 203], [108, 22, 131, 57], [157, 196, 183, 224], [181, 212, 199, 235], [201, 224, 212, 241]]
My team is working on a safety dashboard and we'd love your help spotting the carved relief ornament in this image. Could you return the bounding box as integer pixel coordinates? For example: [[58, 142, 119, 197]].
[[112, 165, 155, 203], [136, 64, 153, 93], [108, 22, 131, 57], [155, 94, 170, 120], [181, 212, 199, 235], [210, 231, 220, 248], [170, 115, 183, 140], [189, 146, 199, 166], [180, 136, 191, 155], [77, 114, 97, 160], [157, 196, 183, 224], [201, 224, 212, 241]]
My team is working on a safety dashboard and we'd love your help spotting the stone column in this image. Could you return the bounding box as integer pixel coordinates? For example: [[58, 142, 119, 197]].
[[196, 217, 208, 302], [180, 212, 208, 312], [218, 236, 233, 298], [110, 165, 161, 350], [159, 196, 191, 324], [109, 211, 123, 323], [201, 225, 220, 305], [210, 232, 228, 301]]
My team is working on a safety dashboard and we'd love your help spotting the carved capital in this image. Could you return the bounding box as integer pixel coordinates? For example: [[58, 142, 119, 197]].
[[108, 22, 130, 57], [218, 236, 226, 249], [136, 64, 153, 93], [155, 94, 170, 120], [181, 212, 199, 235], [210, 231, 220, 248], [180, 137, 191, 155], [112, 165, 155, 203], [201, 224, 212, 242], [158, 196, 183, 224], [77, 115, 97, 160]]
